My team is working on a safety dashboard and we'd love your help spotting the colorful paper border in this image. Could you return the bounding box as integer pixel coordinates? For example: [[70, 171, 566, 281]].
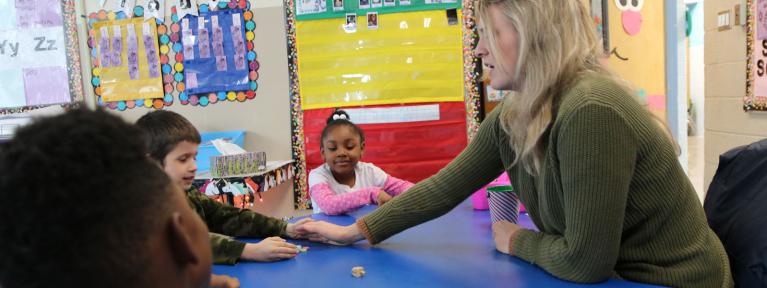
[[284, 0, 312, 210]]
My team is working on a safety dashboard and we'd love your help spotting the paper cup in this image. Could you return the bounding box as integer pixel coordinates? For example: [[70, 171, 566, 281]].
[[487, 185, 519, 224]]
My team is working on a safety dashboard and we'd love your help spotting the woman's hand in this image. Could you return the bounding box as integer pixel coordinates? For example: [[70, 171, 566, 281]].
[[285, 218, 315, 239], [492, 221, 523, 254], [240, 237, 298, 262], [210, 274, 240, 288], [297, 221, 365, 245]]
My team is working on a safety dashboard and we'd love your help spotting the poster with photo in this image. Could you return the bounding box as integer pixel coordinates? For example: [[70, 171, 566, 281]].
[[371, 0, 382, 8], [367, 12, 378, 29], [344, 13, 356, 32], [359, 0, 370, 9], [297, 0, 327, 15], [333, 0, 344, 11], [143, 0, 165, 21], [107, 0, 136, 16], [399, 0, 410, 5], [383, 0, 395, 7], [176, 0, 199, 18]]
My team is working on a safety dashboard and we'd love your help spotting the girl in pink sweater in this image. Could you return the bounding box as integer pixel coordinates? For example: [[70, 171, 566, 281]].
[[308, 110, 414, 215]]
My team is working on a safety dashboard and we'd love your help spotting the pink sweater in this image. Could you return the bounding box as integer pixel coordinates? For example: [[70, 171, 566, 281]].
[[310, 175, 414, 215]]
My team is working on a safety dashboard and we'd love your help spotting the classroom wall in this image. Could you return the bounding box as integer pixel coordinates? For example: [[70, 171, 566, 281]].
[[704, 0, 767, 191], [79, 1, 301, 217]]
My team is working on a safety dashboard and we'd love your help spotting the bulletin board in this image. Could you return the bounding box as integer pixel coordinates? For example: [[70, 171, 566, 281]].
[[746, 0, 767, 111], [0, 0, 84, 114], [92, 18, 163, 102], [179, 9, 250, 96], [87, 0, 261, 110], [284, 0, 482, 209], [87, 7, 173, 110], [171, 2, 261, 106]]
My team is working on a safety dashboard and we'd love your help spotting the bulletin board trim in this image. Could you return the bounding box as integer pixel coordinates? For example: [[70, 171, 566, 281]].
[[285, 0, 312, 210]]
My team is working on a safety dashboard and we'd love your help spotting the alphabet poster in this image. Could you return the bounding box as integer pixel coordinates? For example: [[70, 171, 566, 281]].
[[0, 0, 79, 110]]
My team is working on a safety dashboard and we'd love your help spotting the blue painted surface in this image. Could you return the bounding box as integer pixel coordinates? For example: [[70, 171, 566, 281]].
[[213, 202, 660, 287]]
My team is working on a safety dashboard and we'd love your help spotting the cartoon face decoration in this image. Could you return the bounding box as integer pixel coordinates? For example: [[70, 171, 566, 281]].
[[614, 0, 644, 36], [606, 0, 665, 119]]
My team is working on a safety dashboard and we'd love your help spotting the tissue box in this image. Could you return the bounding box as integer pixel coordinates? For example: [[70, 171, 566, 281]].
[[210, 151, 267, 178], [198, 130, 246, 173]]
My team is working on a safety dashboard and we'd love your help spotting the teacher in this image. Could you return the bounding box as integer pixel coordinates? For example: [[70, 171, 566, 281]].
[[301, 0, 732, 286]]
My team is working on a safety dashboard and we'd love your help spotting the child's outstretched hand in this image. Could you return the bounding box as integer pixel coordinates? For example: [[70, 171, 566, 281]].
[[285, 218, 316, 239], [298, 221, 365, 245], [210, 274, 240, 288], [241, 237, 298, 262], [376, 190, 393, 205]]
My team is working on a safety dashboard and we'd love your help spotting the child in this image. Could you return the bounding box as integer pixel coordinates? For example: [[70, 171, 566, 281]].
[[308, 110, 414, 215], [0, 108, 213, 288], [136, 110, 314, 265]]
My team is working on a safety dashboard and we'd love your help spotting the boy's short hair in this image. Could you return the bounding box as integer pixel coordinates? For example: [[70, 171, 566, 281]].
[[0, 108, 174, 288], [136, 110, 201, 164]]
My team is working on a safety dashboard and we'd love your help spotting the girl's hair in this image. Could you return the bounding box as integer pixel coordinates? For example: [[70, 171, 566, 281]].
[[320, 110, 366, 148], [477, 0, 627, 174]]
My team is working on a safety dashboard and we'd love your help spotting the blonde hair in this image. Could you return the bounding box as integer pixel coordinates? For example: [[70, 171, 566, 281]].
[[477, 0, 614, 174]]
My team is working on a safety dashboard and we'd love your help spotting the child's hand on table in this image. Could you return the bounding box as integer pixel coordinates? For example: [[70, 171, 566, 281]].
[[298, 221, 365, 245], [376, 190, 393, 205], [210, 274, 240, 288], [285, 218, 316, 239], [241, 236, 298, 262], [492, 221, 524, 255]]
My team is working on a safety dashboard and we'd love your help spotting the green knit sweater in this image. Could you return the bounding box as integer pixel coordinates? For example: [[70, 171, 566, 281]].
[[186, 188, 287, 265], [358, 75, 732, 287]]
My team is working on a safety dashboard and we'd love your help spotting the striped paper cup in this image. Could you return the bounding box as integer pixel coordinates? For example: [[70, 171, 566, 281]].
[[487, 185, 519, 224]]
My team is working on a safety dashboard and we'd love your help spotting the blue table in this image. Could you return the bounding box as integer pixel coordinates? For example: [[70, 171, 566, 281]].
[[213, 201, 659, 287]]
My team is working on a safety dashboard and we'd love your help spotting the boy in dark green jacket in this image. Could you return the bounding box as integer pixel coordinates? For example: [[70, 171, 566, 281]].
[[137, 110, 314, 265]]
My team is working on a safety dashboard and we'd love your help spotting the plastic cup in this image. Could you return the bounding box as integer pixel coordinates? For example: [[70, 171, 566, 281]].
[[487, 185, 519, 224]]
